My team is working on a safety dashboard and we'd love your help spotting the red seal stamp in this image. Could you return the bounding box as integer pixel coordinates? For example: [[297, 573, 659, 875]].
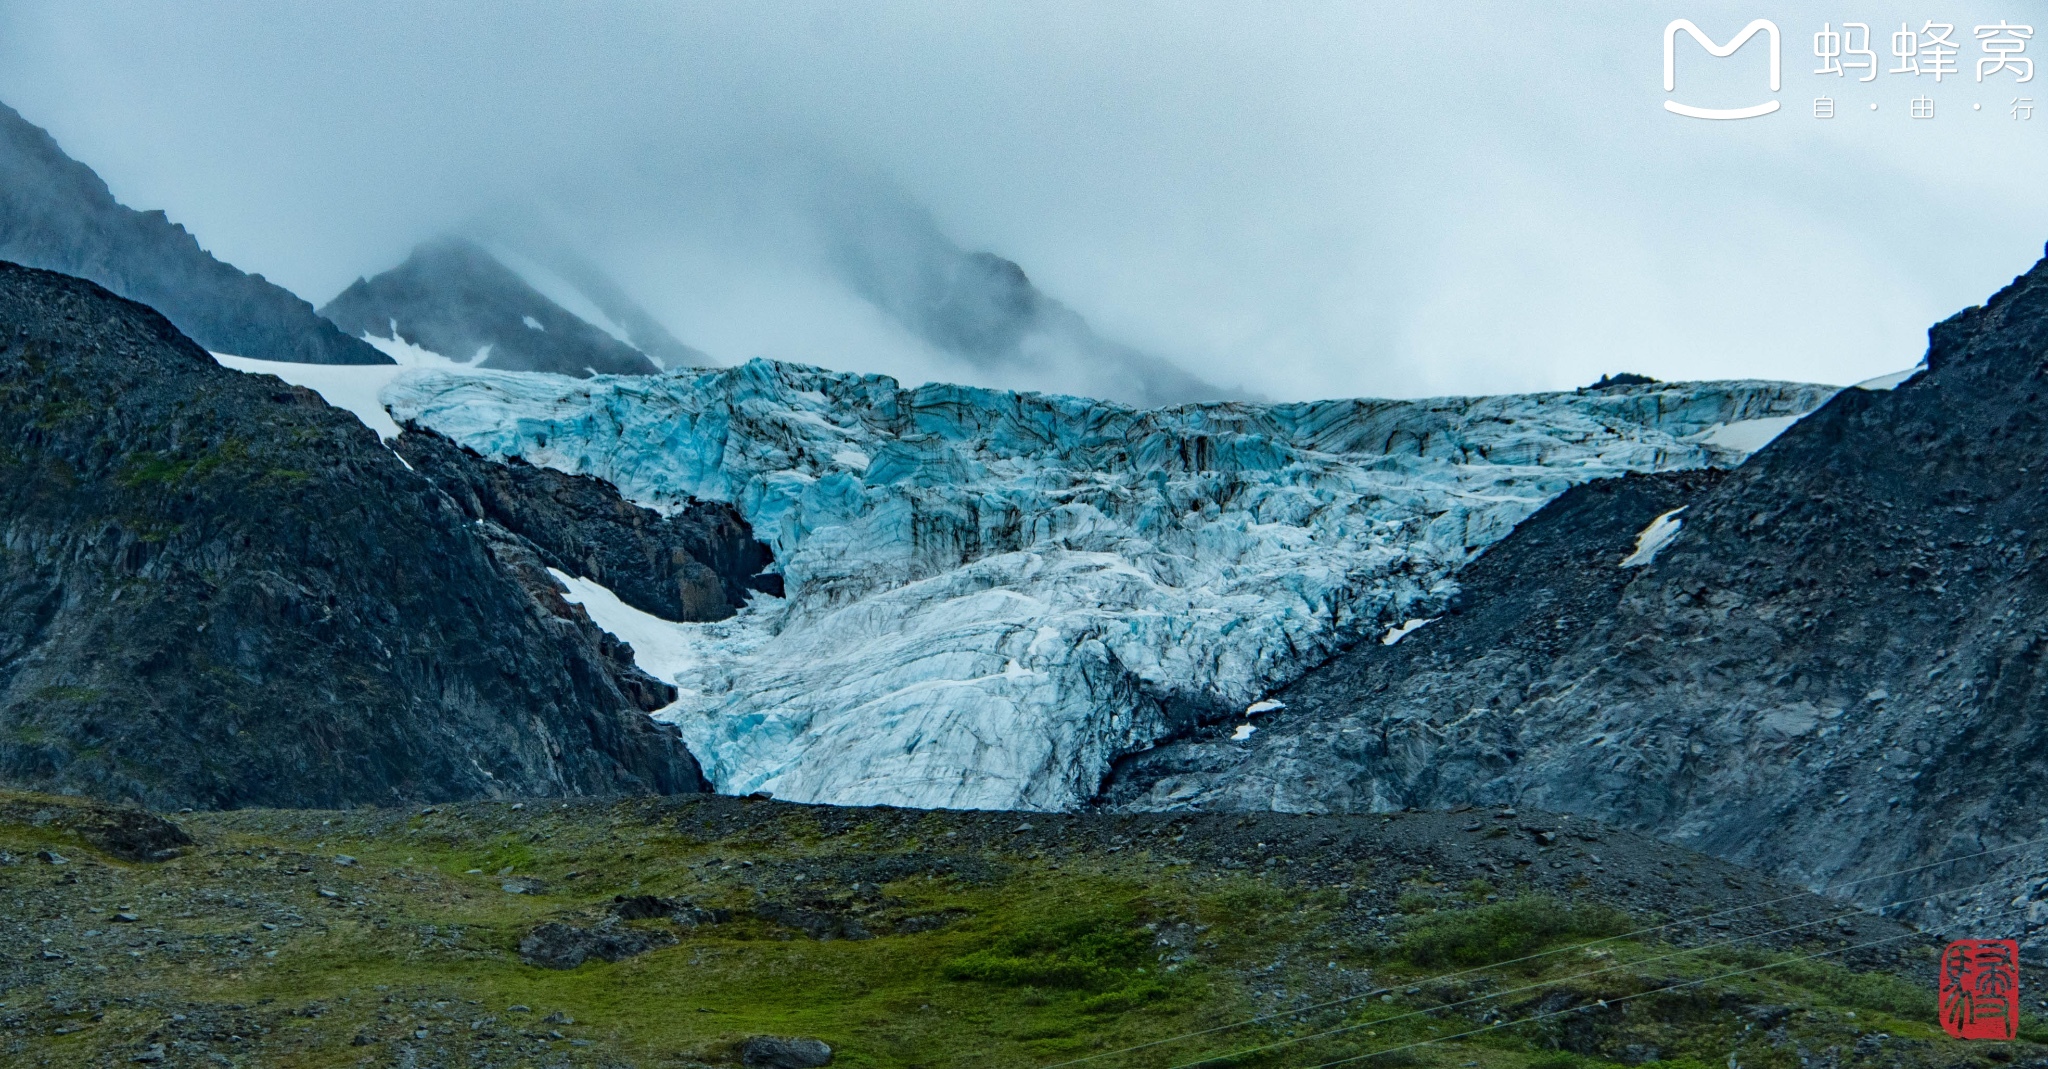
[[1940, 939, 2021, 1040]]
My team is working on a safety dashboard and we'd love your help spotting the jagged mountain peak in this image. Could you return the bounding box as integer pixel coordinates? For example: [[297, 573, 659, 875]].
[[0, 100, 389, 366], [320, 235, 669, 377]]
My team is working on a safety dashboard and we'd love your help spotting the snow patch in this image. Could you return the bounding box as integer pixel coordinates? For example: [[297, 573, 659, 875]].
[[522, 315, 546, 332], [212, 334, 481, 441], [1381, 618, 1436, 646], [357, 328, 480, 368], [1855, 364, 1923, 391], [1245, 699, 1286, 715], [1621, 507, 1686, 567], [1690, 415, 1802, 455], [212, 353, 408, 440], [547, 568, 708, 684], [1230, 724, 1257, 741]]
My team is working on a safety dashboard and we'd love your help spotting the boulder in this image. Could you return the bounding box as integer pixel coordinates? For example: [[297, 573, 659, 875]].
[[738, 1036, 833, 1068], [517, 921, 676, 969]]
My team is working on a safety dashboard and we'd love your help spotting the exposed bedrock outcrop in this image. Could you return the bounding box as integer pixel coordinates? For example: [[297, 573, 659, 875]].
[[1110, 249, 2048, 940], [0, 260, 704, 809], [393, 426, 777, 622]]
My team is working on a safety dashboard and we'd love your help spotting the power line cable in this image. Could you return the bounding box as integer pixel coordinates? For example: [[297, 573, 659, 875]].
[[1280, 909, 2010, 1069], [1161, 868, 2036, 1069], [1037, 826, 2048, 1069]]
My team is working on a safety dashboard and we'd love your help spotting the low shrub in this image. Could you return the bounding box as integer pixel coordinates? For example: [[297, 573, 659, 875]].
[[1389, 895, 1630, 971], [943, 910, 1152, 991]]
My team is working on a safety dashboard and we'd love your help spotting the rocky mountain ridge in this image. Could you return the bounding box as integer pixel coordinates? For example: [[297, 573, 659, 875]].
[[391, 426, 778, 622], [1106, 248, 2048, 943], [0, 260, 712, 809], [0, 101, 387, 366]]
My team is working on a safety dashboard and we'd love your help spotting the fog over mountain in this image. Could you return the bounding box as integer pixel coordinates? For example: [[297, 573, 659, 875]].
[[461, 215, 713, 371], [809, 177, 1242, 405], [7, 2, 2043, 402]]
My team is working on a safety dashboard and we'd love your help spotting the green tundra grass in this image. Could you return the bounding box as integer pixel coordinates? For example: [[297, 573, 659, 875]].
[[0, 791, 2036, 1069]]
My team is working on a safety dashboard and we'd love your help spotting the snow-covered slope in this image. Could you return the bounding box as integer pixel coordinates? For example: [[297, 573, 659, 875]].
[[381, 360, 1835, 811], [213, 332, 479, 440]]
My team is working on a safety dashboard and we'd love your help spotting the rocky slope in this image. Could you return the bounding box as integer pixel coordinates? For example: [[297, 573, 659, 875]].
[[0, 101, 387, 366], [1107, 248, 2048, 941], [320, 237, 663, 377], [384, 360, 1833, 811], [0, 260, 706, 809], [1101, 468, 1733, 812], [4, 787, 2016, 1069], [392, 427, 778, 621]]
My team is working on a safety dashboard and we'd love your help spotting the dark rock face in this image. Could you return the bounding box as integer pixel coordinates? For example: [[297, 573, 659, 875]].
[[739, 1036, 833, 1069], [517, 921, 677, 969], [460, 522, 682, 713], [0, 261, 705, 809], [1103, 468, 1728, 811], [1108, 249, 2048, 934], [320, 237, 660, 377], [753, 899, 875, 941], [1586, 372, 1659, 389], [393, 427, 777, 621], [56, 806, 194, 862], [0, 101, 387, 366]]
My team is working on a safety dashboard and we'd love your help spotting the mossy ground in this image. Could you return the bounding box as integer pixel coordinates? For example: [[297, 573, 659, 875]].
[[0, 791, 2036, 1068]]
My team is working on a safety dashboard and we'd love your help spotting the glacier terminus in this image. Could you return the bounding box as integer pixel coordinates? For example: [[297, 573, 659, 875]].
[[373, 359, 1835, 812]]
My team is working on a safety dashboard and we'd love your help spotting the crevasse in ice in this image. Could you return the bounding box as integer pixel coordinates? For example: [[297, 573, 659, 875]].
[[384, 358, 1833, 811]]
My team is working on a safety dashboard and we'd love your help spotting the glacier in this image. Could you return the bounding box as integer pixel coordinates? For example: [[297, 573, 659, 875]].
[[371, 358, 1836, 812]]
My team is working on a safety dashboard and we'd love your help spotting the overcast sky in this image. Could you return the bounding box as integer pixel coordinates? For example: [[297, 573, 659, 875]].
[[2, 1, 2044, 400]]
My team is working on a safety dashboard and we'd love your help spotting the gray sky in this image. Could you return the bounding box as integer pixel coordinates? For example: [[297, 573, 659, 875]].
[[2, 0, 2044, 400]]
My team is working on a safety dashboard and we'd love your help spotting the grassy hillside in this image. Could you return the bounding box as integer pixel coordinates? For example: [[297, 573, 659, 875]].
[[0, 791, 2035, 1068]]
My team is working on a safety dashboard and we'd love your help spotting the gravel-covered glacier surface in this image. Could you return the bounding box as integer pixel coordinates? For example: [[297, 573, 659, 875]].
[[384, 360, 1834, 810]]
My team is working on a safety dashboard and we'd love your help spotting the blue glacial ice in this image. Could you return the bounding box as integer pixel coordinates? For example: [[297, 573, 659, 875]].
[[382, 358, 1835, 811]]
